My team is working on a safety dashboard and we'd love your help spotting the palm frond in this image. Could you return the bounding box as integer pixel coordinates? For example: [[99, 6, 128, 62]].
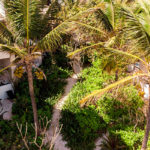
[[44, 0, 61, 18], [0, 44, 26, 57], [34, 4, 106, 52], [67, 42, 104, 58], [26, 0, 29, 46], [0, 21, 14, 43], [0, 56, 23, 73], [121, 6, 150, 53], [68, 3, 107, 21], [4, 0, 44, 44], [72, 21, 107, 36], [103, 1, 122, 29], [0, 63, 14, 73], [42, 0, 61, 30], [80, 73, 148, 106], [105, 47, 147, 66], [67, 40, 146, 66], [94, 8, 113, 32], [35, 21, 71, 52]]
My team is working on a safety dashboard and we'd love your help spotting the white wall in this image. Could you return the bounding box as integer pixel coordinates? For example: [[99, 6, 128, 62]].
[[0, 52, 10, 59], [0, 1, 5, 18], [0, 84, 13, 100]]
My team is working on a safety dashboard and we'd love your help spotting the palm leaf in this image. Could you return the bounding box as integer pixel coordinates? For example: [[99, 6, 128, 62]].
[[0, 63, 15, 73], [67, 42, 104, 58], [80, 73, 148, 106], [68, 2, 106, 21], [0, 44, 26, 57], [67, 40, 147, 66], [121, 6, 150, 53], [34, 4, 106, 52], [72, 21, 107, 36], [0, 21, 14, 43], [43, 0, 61, 20], [26, 0, 29, 46], [105, 47, 147, 66], [35, 21, 72, 52], [94, 8, 113, 32], [4, 0, 43, 44]]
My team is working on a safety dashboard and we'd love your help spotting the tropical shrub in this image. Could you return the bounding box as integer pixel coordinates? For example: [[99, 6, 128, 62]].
[[60, 59, 114, 150], [60, 58, 146, 150]]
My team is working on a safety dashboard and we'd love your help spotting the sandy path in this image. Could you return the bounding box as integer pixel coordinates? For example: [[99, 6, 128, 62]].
[[94, 134, 107, 150], [46, 74, 78, 150]]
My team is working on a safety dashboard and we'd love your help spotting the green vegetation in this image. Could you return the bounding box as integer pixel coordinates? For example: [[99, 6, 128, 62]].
[[60, 58, 149, 150], [0, 53, 71, 150], [0, 0, 150, 149]]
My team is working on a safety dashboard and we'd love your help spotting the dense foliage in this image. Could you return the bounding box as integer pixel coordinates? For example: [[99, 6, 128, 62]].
[[60, 58, 149, 150], [0, 52, 71, 150], [1, 0, 150, 149]]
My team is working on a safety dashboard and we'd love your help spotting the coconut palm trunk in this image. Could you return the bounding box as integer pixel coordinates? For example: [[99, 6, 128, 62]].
[[26, 63, 39, 134], [141, 96, 150, 150]]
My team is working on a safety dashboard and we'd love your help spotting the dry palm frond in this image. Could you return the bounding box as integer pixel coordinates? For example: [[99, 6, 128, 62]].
[[34, 3, 109, 52], [0, 44, 27, 57], [121, 6, 150, 54], [80, 73, 148, 107], [67, 42, 104, 58], [0, 21, 14, 43]]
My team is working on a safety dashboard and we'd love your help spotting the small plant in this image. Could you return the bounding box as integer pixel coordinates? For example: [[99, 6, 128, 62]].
[[100, 133, 127, 150], [16, 116, 62, 150]]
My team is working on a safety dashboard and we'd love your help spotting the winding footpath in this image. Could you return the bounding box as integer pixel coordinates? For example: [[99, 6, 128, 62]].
[[46, 74, 78, 150]]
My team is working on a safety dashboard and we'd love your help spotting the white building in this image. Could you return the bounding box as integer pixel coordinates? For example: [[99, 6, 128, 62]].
[[0, 5, 14, 100]]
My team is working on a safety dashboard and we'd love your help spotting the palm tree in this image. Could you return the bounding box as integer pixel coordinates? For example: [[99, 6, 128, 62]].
[[67, 0, 150, 149], [0, 0, 105, 134], [67, 0, 136, 77]]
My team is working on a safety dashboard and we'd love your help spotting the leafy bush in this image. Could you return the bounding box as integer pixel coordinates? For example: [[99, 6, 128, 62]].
[[60, 59, 114, 150], [107, 126, 150, 150], [96, 86, 145, 149], [97, 86, 145, 127], [60, 58, 146, 150], [61, 108, 106, 150]]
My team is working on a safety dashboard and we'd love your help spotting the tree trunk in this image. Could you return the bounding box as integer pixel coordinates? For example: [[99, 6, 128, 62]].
[[26, 63, 40, 135], [141, 98, 150, 150]]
